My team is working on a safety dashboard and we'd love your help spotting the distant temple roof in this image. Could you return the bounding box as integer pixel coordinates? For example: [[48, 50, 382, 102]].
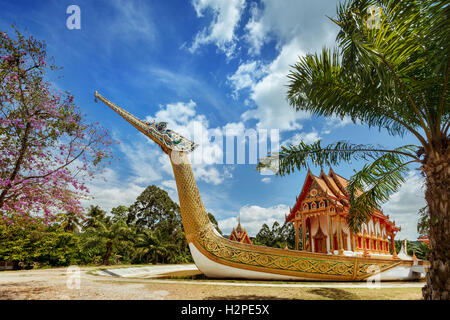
[[229, 216, 252, 244], [418, 235, 430, 245]]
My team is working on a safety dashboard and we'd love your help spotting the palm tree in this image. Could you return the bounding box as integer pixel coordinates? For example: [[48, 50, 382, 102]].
[[59, 212, 82, 233], [135, 229, 177, 264], [83, 205, 108, 230], [259, 0, 448, 300], [134, 229, 159, 264], [84, 219, 131, 265]]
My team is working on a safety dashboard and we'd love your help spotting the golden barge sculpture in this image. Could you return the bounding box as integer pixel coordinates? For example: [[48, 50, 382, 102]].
[[94, 91, 429, 281]]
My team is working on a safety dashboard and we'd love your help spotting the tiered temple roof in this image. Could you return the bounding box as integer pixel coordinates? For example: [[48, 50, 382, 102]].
[[229, 217, 252, 244], [286, 168, 400, 234]]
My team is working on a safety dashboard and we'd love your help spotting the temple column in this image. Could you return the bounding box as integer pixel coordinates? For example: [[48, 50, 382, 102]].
[[308, 218, 312, 252], [327, 214, 332, 253], [301, 215, 306, 251], [295, 220, 299, 251], [350, 229, 355, 252], [390, 232, 399, 259], [362, 231, 370, 257], [338, 215, 344, 255]]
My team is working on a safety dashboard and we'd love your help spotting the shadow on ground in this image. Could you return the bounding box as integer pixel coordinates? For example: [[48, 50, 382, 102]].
[[0, 282, 49, 300], [308, 288, 359, 300]]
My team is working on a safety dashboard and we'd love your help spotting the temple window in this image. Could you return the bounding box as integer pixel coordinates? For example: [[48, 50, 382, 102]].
[[311, 202, 317, 209], [319, 201, 325, 208], [303, 203, 308, 211]]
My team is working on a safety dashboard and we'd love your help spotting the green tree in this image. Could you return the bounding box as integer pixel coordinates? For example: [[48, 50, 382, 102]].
[[254, 223, 273, 247], [0, 214, 80, 267], [83, 219, 131, 265], [395, 240, 430, 260], [127, 185, 180, 233], [258, 0, 448, 299], [83, 205, 108, 230], [59, 211, 83, 233], [111, 205, 129, 223], [277, 221, 296, 250], [134, 229, 178, 264], [254, 221, 294, 249], [127, 185, 192, 264], [417, 206, 430, 237]]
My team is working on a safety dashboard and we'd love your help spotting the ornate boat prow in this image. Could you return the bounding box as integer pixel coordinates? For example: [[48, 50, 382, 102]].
[[95, 91, 429, 281]]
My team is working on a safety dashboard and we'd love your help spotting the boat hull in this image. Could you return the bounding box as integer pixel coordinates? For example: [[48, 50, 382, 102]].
[[188, 224, 427, 281]]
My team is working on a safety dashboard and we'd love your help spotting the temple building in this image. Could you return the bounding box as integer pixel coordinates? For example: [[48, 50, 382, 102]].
[[418, 235, 430, 246], [229, 216, 252, 244], [286, 168, 400, 258]]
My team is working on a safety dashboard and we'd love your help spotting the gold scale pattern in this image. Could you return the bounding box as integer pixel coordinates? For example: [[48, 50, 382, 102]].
[[194, 225, 395, 280]]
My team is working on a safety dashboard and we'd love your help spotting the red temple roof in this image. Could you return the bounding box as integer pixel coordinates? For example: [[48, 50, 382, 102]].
[[229, 219, 252, 244], [286, 168, 399, 232], [418, 235, 430, 244]]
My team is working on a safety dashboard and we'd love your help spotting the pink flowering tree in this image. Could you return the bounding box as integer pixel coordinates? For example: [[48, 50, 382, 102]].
[[0, 28, 114, 223]]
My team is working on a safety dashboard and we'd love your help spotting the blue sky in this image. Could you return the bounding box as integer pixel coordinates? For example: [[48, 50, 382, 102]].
[[0, 0, 425, 239]]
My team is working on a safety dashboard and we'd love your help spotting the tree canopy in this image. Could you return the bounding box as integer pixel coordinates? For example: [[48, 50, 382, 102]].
[[0, 28, 114, 222]]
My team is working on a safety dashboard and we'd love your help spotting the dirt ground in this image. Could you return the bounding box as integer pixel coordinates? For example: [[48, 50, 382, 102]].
[[0, 265, 424, 300]]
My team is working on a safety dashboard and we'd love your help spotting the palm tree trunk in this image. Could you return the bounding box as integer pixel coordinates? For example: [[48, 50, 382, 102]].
[[422, 153, 449, 300], [103, 242, 113, 265]]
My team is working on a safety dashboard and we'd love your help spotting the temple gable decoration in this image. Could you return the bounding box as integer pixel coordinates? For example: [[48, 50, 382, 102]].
[[287, 168, 400, 258], [229, 216, 252, 244]]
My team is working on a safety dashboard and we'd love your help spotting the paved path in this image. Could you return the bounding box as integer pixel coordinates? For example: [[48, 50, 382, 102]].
[[0, 265, 424, 299], [99, 264, 426, 288]]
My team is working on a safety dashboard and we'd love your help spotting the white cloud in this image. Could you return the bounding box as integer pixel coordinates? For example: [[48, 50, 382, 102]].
[[283, 129, 321, 146], [82, 168, 145, 213], [243, 3, 267, 55], [109, 0, 155, 41], [240, 38, 311, 131], [219, 204, 289, 236], [161, 179, 177, 191], [160, 179, 179, 202], [118, 140, 163, 185], [227, 61, 266, 98], [382, 171, 426, 241], [243, 0, 339, 55], [261, 177, 271, 183], [324, 115, 354, 130], [189, 0, 246, 58], [227, 0, 340, 132]]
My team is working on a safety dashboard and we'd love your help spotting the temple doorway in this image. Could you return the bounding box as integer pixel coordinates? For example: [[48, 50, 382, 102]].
[[314, 227, 327, 253]]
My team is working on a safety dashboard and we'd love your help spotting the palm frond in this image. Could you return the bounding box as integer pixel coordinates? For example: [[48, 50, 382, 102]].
[[257, 140, 419, 176], [346, 145, 419, 231], [291, 0, 449, 151]]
